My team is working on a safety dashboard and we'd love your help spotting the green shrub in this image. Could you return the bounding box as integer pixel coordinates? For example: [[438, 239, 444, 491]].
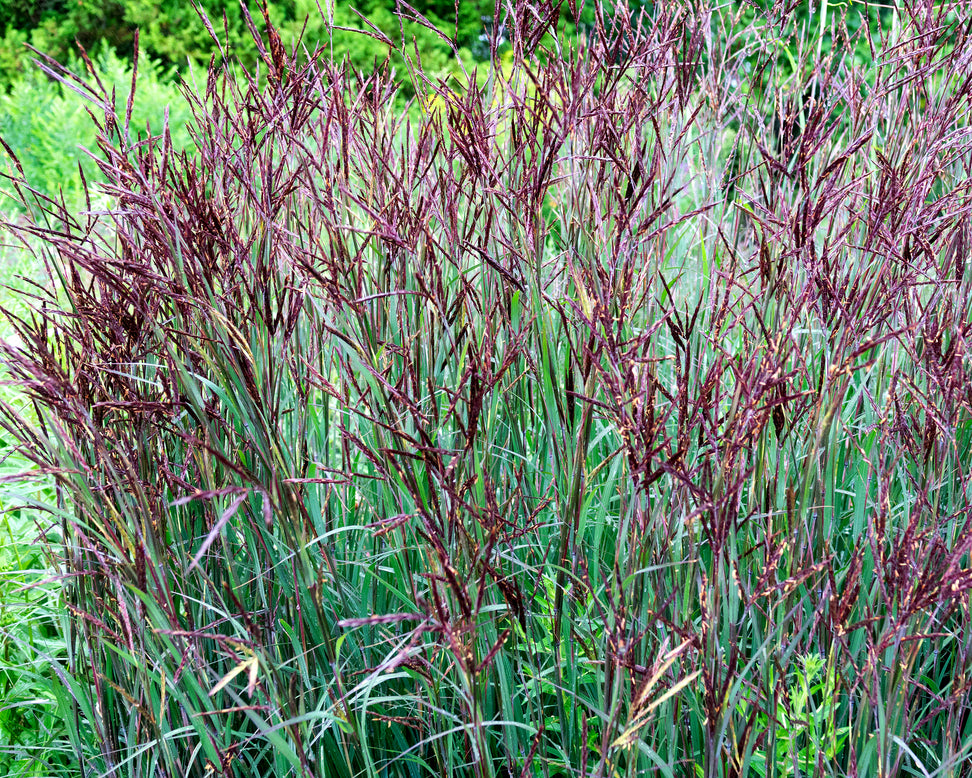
[[0, 514, 76, 777]]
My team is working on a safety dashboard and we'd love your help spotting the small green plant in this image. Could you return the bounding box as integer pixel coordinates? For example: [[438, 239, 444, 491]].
[[742, 652, 850, 777]]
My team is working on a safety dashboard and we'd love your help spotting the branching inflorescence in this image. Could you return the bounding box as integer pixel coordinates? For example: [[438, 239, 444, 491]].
[[2, 2, 972, 776]]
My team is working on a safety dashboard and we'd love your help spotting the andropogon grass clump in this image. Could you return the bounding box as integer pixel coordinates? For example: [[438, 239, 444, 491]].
[[1, 2, 972, 776]]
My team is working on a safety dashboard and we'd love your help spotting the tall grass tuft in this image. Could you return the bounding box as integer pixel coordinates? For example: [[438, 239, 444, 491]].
[[1, 2, 972, 776]]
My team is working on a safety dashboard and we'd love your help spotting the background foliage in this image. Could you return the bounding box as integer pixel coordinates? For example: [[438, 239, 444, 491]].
[[0, 0, 510, 90]]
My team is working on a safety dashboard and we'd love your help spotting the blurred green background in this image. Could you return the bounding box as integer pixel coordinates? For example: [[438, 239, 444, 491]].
[[0, 0, 891, 214], [0, 0, 514, 90]]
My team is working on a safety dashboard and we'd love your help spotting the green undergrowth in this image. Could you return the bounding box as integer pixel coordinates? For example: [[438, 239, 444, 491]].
[[0, 225, 68, 775]]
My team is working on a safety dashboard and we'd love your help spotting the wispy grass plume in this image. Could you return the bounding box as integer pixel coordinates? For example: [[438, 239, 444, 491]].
[[1, 2, 972, 776]]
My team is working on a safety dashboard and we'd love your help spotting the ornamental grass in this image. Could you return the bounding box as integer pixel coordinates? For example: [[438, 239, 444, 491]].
[[2, 2, 972, 776]]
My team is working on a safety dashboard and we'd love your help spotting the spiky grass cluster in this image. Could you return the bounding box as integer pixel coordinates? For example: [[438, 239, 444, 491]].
[[2, 2, 972, 776]]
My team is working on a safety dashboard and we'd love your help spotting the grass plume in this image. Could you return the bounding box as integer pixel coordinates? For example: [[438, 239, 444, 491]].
[[1, 2, 972, 776]]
